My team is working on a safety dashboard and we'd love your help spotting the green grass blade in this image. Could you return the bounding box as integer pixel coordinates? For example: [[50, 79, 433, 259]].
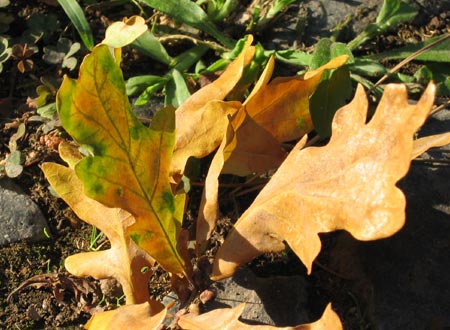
[[140, 0, 234, 48], [57, 0, 94, 50], [133, 30, 172, 65], [365, 33, 450, 63]]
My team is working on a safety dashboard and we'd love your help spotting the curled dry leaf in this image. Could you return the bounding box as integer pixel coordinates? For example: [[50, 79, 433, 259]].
[[85, 302, 167, 330], [196, 55, 349, 253], [178, 303, 342, 330], [102, 15, 148, 48], [42, 142, 158, 307], [171, 36, 255, 175], [244, 55, 349, 143], [212, 83, 436, 280]]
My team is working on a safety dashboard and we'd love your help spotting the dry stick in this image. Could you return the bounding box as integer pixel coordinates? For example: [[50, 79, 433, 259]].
[[430, 99, 450, 116], [371, 33, 450, 90]]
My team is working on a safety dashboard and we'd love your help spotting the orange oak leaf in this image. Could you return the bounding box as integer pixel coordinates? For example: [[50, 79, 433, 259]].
[[211, 83, 436, 280], [195, 55, 348, 253], [412, 132, 450, 159], [85, 302, 166, 330], [196, 108, 287, 253], [178, 303, 342, 330], [42, 143, 157, 306], [171, 36, 255, 175], [244, 55, 349, 143]]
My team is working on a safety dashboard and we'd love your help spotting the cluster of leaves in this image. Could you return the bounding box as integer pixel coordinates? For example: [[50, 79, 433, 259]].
[[39, 11, 450, 327], [2, 0, 450, 328], [2, 0, 450, 180]]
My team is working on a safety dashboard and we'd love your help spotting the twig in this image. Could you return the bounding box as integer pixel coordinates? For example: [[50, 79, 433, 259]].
[[371, 33, 450, 90], [157, 34, 229, 52]]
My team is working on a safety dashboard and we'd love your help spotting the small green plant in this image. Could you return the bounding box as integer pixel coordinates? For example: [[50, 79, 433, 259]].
[[1, 122, 26, 178], [0, 36, 11, 73], [88, 226, 106, 251], [43, 37, 81, 70]]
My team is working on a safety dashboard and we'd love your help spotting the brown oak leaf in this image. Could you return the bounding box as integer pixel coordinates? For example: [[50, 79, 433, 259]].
[[211, 83, 436, 280], [178, 303, 342, 330]]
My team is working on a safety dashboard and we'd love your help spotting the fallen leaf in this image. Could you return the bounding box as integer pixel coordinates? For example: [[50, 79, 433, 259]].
[[172, 100, 241, 175], [42, 150, 157, 306], [102, 16, 148, 48], [196, 56, 348, 253], [412, 132, 450, 159], [196, 108, 287, 253], [212, 83, 436, 279], [244, 55, 349, 143], [178, 303, 342, 330], [221, 109, 288, 176], [56, 44, 187, 277], [171, 36, 255, 174], [85, 302, 167, 330]]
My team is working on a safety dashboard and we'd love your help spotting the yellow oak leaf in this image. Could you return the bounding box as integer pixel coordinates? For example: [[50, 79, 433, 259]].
[[178, 303, 342, 330], [42, 144, 156, 306], [57, 44, 187, 276], [212, 83, 436, 280], [85, 302, 166, 330]]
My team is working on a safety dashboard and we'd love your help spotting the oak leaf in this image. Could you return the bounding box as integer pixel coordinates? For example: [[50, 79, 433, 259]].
[[212, 83, 436, 280], [85, 302, 166, 330], [57, 44, 187, 276], [196, 56, 349, 253], [42, 143, 159, 306], [178, 303, 341, 330], [171, 36, 255, 175]]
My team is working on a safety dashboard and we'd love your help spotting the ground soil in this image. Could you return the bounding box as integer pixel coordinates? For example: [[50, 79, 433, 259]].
[[0, 1, 449, 329]]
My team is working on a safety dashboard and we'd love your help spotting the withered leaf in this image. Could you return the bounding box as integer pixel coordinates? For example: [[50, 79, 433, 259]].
[[178, 303, 342, 330], [212, 83, 436, 279], [85, 302, 166, 330], [196, 56, 348, 254], [171, 36, 255, 174], [42, 143, 157, 305]]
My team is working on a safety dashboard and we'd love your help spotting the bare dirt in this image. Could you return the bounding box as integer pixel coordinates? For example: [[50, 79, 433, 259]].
[[0, 1, 449, 329]]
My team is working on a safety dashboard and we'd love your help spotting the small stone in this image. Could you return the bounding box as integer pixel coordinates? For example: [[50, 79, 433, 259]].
[[203, 266, 310, 326], [0, 178, 50, 246]]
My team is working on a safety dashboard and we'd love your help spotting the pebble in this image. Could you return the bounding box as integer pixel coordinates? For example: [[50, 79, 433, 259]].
[[0, 178, 50, 246], [203, 266, 310, 326]]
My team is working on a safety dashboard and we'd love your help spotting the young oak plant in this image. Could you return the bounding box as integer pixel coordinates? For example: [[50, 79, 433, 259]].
[[41, 35, 450, 328]]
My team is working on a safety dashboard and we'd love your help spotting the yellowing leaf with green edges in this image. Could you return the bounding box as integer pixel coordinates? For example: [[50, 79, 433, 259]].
[[41, 155, 156, 306], [57, 44, 186, 276], [212, 83, 436, 280], [102, 15, 148, 48], [178, 303, 342, 330]]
